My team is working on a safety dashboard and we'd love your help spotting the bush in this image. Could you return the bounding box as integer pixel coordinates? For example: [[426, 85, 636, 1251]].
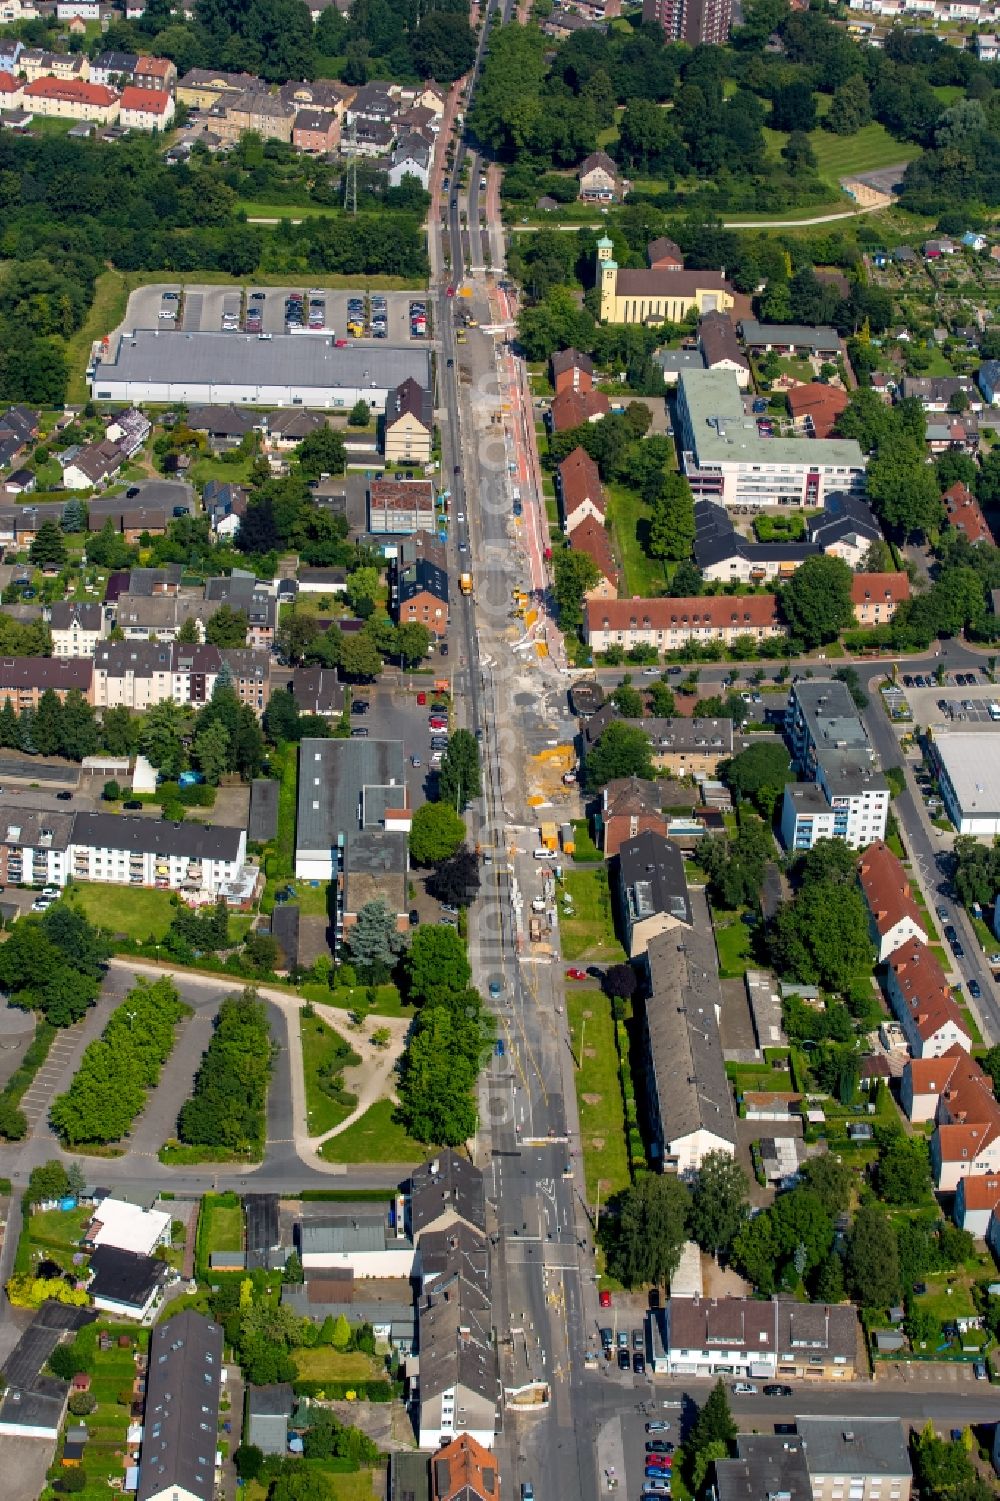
[[68, 1391, 97, 1415], [234, 1444, 265, 1481], [102, 780, 121, 802]]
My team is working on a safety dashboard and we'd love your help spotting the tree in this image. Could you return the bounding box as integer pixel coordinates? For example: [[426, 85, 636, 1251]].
[[437, 729, 481, 810], [770, 80, 817, 132], [426, 846, 481, 908], [648, 472, 695, 562], [396, 622, 431, 669], [846, 1203, 900, 1309], [26, 1159, 70, 1205], [584, 720, 653, 789], [409, 801, 466, 866], [348, 399, 370, 427], [403, 924, 471, 1005], [611, 679, 645, 718], [233, 1445, 265, 1481], [698, 820, 773, 910], [552, 547, 600, 631], [177, 989, 273, 1154], [32, 689, 64, 757], [60, 689, 98, 760], [346, 899, 407, 976], [205, 605, 249, 648], [721, 742, 791, 819], [331, 1313, 351, 1348], [141, 699, 188, 779], [689, 1152, 750, 1258], [780, 555, 855, 648], [345, 566, 380, 617], [339, 631, 384, 681], [411, 11, 477, 82], [270, 1469, 334, 1501], [867, 443, 943, 537], [177, 615, 201, 644], [647, 680, 676, 717], [769, 880, 874, 991], [29, 520, 67, 568], [688, 1379, 737, 1455], [194, 719, 231, 785], [877, 1131, 934, 1206], [799, 1153, 853, 1216], [606, 1175, 690, 1289], [826, 74, 871, 135], [396, 1004, 479, 1145], [604, 964, 637, 1000], [296, 426, 346, 480]]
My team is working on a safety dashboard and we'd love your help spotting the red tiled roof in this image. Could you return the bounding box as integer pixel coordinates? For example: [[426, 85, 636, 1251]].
[[889, 938, 970, 1046], [24, 77, 117, 105], [857, 839, 923, 940], [570, 514, 618, 586], [120, 85, 170, 113], [957, 1174, 1000, 1209], [558, 445, 604, 520], [432, 1434, 499, 1501], [550, 388, 609, 432], [851, 571, 910, 606], [585, 594, 780, 634], [135, 55, 173, 76], [0, 71, 20, 94], [786, 382, 849, 438], [942, 480, 992, 545]]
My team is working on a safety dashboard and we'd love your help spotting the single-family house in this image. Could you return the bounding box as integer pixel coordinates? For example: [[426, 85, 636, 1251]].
[[578, 149, 628, 202], [87, 1245, 167, 1321], [119, 86, 174, 130], [245, 1385, 294, 1456], [943, 480, 992, 544], [48, 601, 105, 658], [978, 360, 1000, 406], [384, 378, 433, 465], [857, 840, 927, 962], [557, 446, 604, 533], [787, 383, 849, 439], [549, 388, 609, 431], [698, 311, 750, 388], [616, 829, 692, 959], [569, 515, 619, 598], [885, 939, 971, 1058], [550, 348, 594, 397]]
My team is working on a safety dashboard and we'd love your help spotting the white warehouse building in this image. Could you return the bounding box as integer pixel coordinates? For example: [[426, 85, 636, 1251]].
[[931, 729, 1000, 835], [91, 331, 432, 410]]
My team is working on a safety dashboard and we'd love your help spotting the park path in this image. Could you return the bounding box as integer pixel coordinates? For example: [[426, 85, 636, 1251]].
[[305, 1003, 411, 1150]]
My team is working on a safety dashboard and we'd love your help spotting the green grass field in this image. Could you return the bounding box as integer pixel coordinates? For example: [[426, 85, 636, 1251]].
[[606, 483, 666, 598], [761, 121, 918, 188], [292, 1347, 381, 1380], [65, 884, 178, 941], [16, 1204, 91, 1274], [567, 989, 630, 1206], [235, 198, 345, 220], [299, 982, 408, 1018], [318, 1099, 427, 1164], [202, 1199, 243, 1254], [302, 1010, 360, 1136], [560, 868, 626, 964], [714, 912, 756, 979]]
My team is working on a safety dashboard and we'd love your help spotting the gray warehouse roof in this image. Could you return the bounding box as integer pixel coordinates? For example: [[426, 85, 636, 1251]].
[[97, 331, 431, 394], [296, 737, 407, 854]]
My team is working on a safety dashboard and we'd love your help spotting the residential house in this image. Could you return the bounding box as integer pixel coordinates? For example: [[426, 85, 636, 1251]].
[[584, 594, 783, 653], [857, 840, 927, 962], [0, 1303, 96, 1442], [89, 481, 192, 541], [105, 408, 150, 457], [202, 480, 247, 537], [89, 50, 138, 86], [293, 107, 339, 153], [0, 40, 23, 71], [886, 939, 972, 1059], [642, 925, 736, 1173], [578, 149, 628, 202], [394, 556, 449, 638], [557, 446, 604, 533], [21, 78, 119, 124], [925, 414, 979, 455], [290, 666, 344, 717], [0, 656, 93, 709], [132, 55, 176, 91], [598, 776, 666, 858], [901, 1047, 1000, 1190], [787, 382, 849, 438], [0, 405, 38, 470], [204, 572, 278, 650], [48, 602, 105, 658], [384, 378, 433, 465], [851, 571, 910, 625], [175, 67, 264, 109], [924, 238, 957, 258], [280, 1275, 415, 1351], [715, 1434, 812, 1501], [295, 567, 346, 595], [550, 349, 594, 397], [347, 82, 397, 126], [84, 1197, 171, 1257], [61, 439, 125, 489], [597, 235, 733, 325], [698, 310, 750, 388], [297, 1207, 415, 1279], [647, 236, 683, 269], [900, 374, 980, 413], [978, 360, 1000, 406], [20, 50, 90, 83], [0, 804, 76, 888], [569, 515, 618, 598], [186, 405, 259, 451], [409, 1151, 486, 1240], [795, 1416, 912, 1501], [119, 85, 174, 129], [92, 640, 269, 714], [616, 828, 692, 958], [136, 1312, 223, 1501], [0, 71, 22, 110], [549, 388, 609, 431], [293, 738, 410, 947], [807, 494, 883, 569], [69, 810, 248, 898], [654, 347, 706, 385], [659, 1296, 859, 1381], [87, 1246, 167, 1322], [112, 593, 221, 643], [694, 498, 818, 583], [388, 132, 431, 189], [416, 1245, 496, 1451], [955, 1173, 1000, 1237], [280, 78, 351, 116], [265, 409, 324, 450], [368, 478, 436, 534], [943, 480, 992, 544], [245, 1386, 294, 1456], [432, 1435, 500, 1501], [740, 321, 841, 358], [353, 116, 395, 155]]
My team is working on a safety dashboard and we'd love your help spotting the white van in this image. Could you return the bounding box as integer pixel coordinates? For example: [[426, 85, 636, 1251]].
[[533, 848, 556, 860]]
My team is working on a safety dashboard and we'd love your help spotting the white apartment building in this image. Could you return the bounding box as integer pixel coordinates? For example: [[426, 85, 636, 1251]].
[[48, 601, 106, 658], [676, 369, 867, 508], [781, 679, 889, 850], [68, 812, 246, 896]]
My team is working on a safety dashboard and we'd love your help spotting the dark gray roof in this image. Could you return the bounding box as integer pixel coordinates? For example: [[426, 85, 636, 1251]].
[[417, 1223, 488, 1285], [249, 779, 279, 842], [137, 1312, 223, 1501], [740, 320, 840, 351], [127, 564, 183, 596], [0, 657, 92, 693], [71, 811, 244, 862], [291, 667, 344, 715], [48, 601, 103, 633], [0, 803, 75, 853], [391, 1452, 431, 1501], [93, 640, 173, 677], [643, 926, 737, 1152], [387, 377, 432, 430], [618, 830, 692, 926], [244, 1193, 280, 1269], [716, 1434, 811, 1501], [187, 406, 259, 436], [417, 1262, 494, 1404], [699, 310, 749, 371], [694, 499, 819, 569], [807, 493, 881, 550], [88, 1245, 166, 1308], [295, 736, 407, 857], [410, 1151, 486, 1236], [794, 1416, 909, 1477], [299, 1210, 396, 1255], [247, 1383, 293, 1418], [654, 348, 706, 375], [2, 1301, 96, 1388], [398, 556, 448, 607]]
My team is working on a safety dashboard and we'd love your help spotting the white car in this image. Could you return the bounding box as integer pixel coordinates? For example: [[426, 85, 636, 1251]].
[[31, 899, 52, 913], [732, 1382, 757, 1395], [42, 885, 60, 898]]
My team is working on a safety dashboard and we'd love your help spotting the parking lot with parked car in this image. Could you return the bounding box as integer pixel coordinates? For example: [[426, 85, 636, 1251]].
[[119, 285, 430, 345]]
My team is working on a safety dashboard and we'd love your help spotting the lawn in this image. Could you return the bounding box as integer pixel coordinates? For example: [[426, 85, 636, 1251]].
[[202, 1199, 243, 1255], [284, 879, 333, 917], [65, 884, 177, 941], [188, 453, 254, 489], [65, 268, 133, 403], [606, 483, 666, 598], [714, 912, 755, 980], [570, 819, 603, 862], [236, 198, 345, 220], [302, 1010, 361, 1136], [567, 988, 630, 1206], [915, 1271, 978, 1324], [559, 868, 625, 964], [318, 1099, 427, 1164], [16, 1203, 91, 1274], [292, 1347, 381, 1380], [299, 982, 409, 1018], [761, 121, 918, 189]]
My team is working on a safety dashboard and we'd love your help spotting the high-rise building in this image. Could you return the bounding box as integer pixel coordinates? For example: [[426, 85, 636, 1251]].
[[642, 0, 732, 46]]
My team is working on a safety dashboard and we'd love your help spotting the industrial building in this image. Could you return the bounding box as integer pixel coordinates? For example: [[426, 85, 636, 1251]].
[[91, 330, 431, 410], [677, 369, 867, 508], [929, 728, 1000, 835]]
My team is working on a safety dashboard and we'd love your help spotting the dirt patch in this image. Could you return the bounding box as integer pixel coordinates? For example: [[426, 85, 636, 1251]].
[[702, 1257, 752, 1299], [582, 1093, 602, 1106]]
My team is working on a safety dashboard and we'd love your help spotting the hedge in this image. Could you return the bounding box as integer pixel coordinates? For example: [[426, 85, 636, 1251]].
[[292, 1379, 396, 1401]]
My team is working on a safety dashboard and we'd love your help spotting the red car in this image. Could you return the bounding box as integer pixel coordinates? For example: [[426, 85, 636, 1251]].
[[599, 1289, 611, 1308], [417, 691, 427, 705], [646, 1457, 672, 1471], [429, 718, 448, 730], [565, 968, 587, 981], [446, 285, 455, 297]]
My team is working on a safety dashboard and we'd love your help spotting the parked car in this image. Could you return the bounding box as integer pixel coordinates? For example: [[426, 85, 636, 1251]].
[[645, 1422, 670, 1433], [974, 1359, 988, 1380], [599, 1290, 611, 1308], [617, 1348, 630, 1370], [762, 1384, 793, 1397], [969, 979, 982, 999], [565, 968, 587, 980], [632, 1329, 644, 1351], [732, 1382, 757, 1395]]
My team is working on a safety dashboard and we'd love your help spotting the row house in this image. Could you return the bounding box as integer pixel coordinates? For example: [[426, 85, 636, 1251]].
[[19, 49, 89, 82], [557, 446, 605, 535], [22, 77, 119, 124], [583, 594, 782, 653], [69, 810, 246, 897], [175, 68, 264, 109], [942, 480, 993, 545], [48, 601, 106, 658], [901, 1046, 1000, 1191], [89, 50, 138, 86], [856, 839, 927, 962], [885, 938, 971, 1058], [207, 88, 294, 144], [92, 640, 270, 714], [570, 516, 619, 599], [900, 375, 981, 413], [119, 85, 174, 130], [0, 72, 23, 108], [0, 501, 69, 547], [204, 573, 278, 651], [112, 592, 220, 642], [656, 1296, 860, 1382], [0, 805, 75, 888], [0, 655, 93, 710], [384, 378, 433, 466]]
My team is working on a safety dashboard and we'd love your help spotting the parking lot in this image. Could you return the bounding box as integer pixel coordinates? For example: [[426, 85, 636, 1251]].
[[121, 284, 429, 344], [897, 672, 1000, 726], [349, 681, 450, 803]]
